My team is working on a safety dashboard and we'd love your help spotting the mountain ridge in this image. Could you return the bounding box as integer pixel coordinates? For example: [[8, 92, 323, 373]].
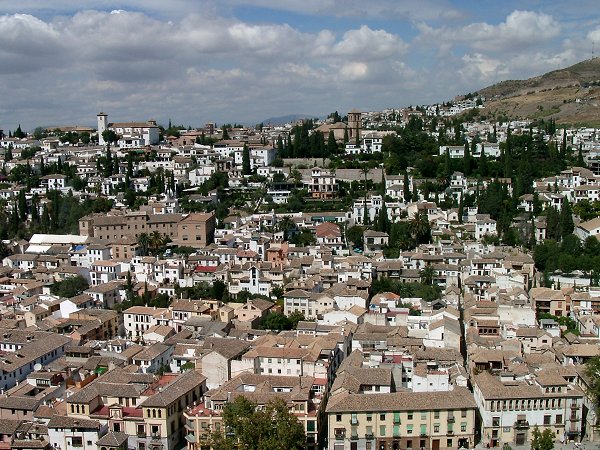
[[474, 58, 600, 125]]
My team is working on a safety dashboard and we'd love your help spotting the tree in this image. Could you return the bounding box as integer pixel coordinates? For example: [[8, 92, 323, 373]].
[[327, 129, 337, 156], [137, 232, 150, 256], [585, 356, 600, 414], [346, 226, 364, 249], [222, 126, 230, 140], [403, 171, 411, 202], [409, 211, 431, 245], [277, 216, 296, 241], [50, 276, 89, 298], [560, 199, 574, 239], [102, 129, 119, 147], [211, 397, 306, 450], [420, 265, 435, 286], [260, 311, 292, 331], [149, 231, 166, 253], [242, 144, 251, 175], [530, 425, 554, 450]]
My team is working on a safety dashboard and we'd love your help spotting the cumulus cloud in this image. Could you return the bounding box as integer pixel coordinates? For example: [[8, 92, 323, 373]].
[[0, 10, 416, 129], [418, 10, 561, 53]]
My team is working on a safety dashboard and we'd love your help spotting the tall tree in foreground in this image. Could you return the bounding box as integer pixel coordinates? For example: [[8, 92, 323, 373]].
[[211, 397, 305, 450]]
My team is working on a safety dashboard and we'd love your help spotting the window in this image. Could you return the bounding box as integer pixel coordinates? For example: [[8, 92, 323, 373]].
[[461, 423, 467, 432], [72, 437, 83, 447], [434, 411, 440, 419], [380, 414, 386, 421], [137, 424, 145, 437], [367, 412, 373, 422], [407, 425, 413, 434], [421, 411, 427, 420], [407, 411, 413, 420], [379, 425, 386, 437], [336, 414, 342, 422], [492, 417, 500, 427], [434, 424, 440, 433], [151, 425, 160, 437], [420, 424, 427, 435], [544, 415, 551, 425], [406, 440, 412, 449], [461, 409, 467, 418], [447, 439, 453, 448], [556, 415, 563, 425]]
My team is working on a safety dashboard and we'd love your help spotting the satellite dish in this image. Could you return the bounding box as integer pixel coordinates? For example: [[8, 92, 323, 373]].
[[33, 363, 43, 372]]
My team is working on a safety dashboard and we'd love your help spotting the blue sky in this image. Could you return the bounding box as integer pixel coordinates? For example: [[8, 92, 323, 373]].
[[0, 0, 598, 131]]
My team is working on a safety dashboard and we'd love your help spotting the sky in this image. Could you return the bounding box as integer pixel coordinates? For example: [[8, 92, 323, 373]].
[[1, 1, 599, 132]]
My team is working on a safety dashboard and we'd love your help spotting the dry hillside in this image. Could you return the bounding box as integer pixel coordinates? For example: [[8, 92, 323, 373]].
[[476, 58, 600, 125]]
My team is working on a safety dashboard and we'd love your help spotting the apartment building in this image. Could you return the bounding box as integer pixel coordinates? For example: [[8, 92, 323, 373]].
[[184, 373, 321, 450], [0, 328, 71, 391], [67, 367, 206, 450], [175, 212, 216, 248], [473, 371, 584, 447], [326, 388, 477, 450], [123, 306, 169, 339]]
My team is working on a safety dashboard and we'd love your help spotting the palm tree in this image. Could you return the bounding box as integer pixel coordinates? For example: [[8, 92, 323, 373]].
[[137, 232, 149, 256], [149, 231, 166, 253], [409, 211, 430, 245], [420, 265, 436, 286], [277, 216, 296, 241]]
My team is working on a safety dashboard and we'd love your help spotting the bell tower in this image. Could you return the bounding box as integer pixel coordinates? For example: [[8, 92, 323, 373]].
[[347, 109, 361, 140], [97, 112, 108, 145]]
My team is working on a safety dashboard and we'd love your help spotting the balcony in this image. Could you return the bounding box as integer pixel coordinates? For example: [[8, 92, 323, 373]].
[[351, 418, 359, 425], [365, 433, 374, 440], [351, 434, 359, 441], [447, 431, 454, 436], [447, 417, 455, 423], [571, 403, 579, 409], [514, 421, 529, 429], [334, 433, 345, 440]]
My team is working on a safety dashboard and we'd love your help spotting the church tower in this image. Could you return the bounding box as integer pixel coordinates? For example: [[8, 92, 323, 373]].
[[97, 112, 108, 145], [347, 109, 362, 141]]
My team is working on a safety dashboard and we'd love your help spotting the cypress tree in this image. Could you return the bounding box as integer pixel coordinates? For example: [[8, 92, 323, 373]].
[[403, 172, 411, 203], [463, 141, 471, 176], [242, 144, 251, 175], [577, 144, 586, 167], [327, 130, 337, 157], [560, 199, 574, 239], [343, 127, 349, 144]]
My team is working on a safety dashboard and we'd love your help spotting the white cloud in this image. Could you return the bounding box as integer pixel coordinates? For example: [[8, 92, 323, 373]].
[[418, 10, 561, 53]]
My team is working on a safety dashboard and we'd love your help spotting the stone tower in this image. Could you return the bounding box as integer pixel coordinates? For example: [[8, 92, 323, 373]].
[[97, 112, 108, 145], [347, 109, 362, 140]]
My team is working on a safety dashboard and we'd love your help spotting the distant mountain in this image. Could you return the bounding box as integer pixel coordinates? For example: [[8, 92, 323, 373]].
[[259, 114, 319, 126], [476, 58, 600, 125]]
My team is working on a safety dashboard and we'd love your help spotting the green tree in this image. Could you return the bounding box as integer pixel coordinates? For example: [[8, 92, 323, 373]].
[[585, 356, 600, 412], [409, 211, 431, 245], [242, 144, 251, 175], [212, 397, 305, 450], [530, 425, 554, 450], [420, 265, 435, 286], [137, 232, 150, 256], [102, 129, 119, 147], [327, 130, 337, 156], [560, 199, 574, 239], [50, 276, 89, 298], [346, 226, 364, 249]]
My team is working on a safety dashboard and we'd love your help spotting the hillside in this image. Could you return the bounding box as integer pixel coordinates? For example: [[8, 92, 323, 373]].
[[476, 58, 600, 125]]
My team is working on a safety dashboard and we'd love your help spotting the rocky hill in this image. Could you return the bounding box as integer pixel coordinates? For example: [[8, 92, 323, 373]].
[[476, 58, 600, 125]]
